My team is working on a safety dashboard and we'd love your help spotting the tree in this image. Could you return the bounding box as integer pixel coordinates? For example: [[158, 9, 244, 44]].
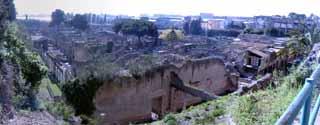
[[50, 9, 65, 27], [106, 42, 113, 53], [161, 28, 187, 42], [0, 0, 16, 31], [3, 23, 47, 110], [0, 0, 16, 119], [183, 21, 190, 35], [70, 14, 89, 31], [288, 12, 306, 20], [226, 21, 245, 30], [147, 22, 159, 46], [112, 19, 159, 45], [166, 29, 178, 41], [265, 28, 286, 37], [4, 0, 15, 21], [287, 31, 311, 56], [190, 18, 203, 35], [63, 76, 103, 116], [112, 19, 124, 34]]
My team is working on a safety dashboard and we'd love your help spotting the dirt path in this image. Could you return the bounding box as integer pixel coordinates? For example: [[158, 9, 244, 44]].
[[4, 111, 59, 125]]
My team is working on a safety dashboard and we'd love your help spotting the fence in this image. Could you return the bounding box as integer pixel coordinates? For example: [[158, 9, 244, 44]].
[[276, 65, 320, 125]]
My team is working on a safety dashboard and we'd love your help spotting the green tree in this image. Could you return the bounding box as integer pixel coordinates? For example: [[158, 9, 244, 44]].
[[3, 23, 47, 110], [287, 31, 311, 56], [1, 0, 47, 113], [106, 42, 113, 53], [50, 9, 65, 27], [112, 19, 124, 34], [183, 21, 190, 35], [63, 76, 103, 116], [165, 29, 179, 41], [0, 0, 16, 118], [8, 0, 15, 21], [70, 14, 89, 31], [190, 18, 203, 35], [303, 18, 320, 44], [112, 19, 159, 45], [288, 13, 320, 44]]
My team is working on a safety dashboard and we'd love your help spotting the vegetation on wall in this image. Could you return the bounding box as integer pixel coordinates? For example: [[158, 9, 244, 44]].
[[1, 22, 47, 110], [155, 61, 314, 125], [62, 76, 103, 116]]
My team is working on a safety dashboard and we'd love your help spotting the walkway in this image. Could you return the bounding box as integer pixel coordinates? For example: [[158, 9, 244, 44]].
[[170, 72, 218, 101]]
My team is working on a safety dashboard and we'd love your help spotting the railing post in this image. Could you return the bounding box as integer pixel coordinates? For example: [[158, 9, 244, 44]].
[[301, 78, 314, 125], [309, 94, 320, 125]]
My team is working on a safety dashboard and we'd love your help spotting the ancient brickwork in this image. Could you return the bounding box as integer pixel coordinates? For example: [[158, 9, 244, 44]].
[[94, 57, 238, 124]]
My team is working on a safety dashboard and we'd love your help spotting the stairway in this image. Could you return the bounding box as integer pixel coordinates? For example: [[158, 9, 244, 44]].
[[170, 72, 218, 101]]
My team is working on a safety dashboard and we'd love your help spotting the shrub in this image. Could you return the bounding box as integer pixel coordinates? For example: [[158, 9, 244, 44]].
[[46, 101, 74, 120], [80, 115, 97, 125], [231, 65, 312, 125], [211, 107, 225, 117], [164, 114, 178, 125], [62, 76, 103, 116]]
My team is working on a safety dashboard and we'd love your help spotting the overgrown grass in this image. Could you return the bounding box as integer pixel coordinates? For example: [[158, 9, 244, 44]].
[[47, 83, 62, 97], [230, 84, 301, 125], [229, 64, 314, 125], [38, 78, 74, 121], [46, 101, 74, 120], [153, 63, 315, 125], [151, 96, 230, 125]]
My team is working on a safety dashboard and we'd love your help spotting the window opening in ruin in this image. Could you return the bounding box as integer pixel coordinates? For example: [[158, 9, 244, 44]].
[[151, 96, 163, 119]]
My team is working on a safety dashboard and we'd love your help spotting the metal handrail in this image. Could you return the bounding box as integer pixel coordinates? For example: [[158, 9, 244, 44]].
[[276, 65, 320, 125]]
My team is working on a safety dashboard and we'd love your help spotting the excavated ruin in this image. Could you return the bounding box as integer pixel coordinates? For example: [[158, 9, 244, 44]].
[[93, 57, 239, 124]]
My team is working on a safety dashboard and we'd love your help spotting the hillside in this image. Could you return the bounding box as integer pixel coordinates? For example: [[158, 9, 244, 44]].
[[150, 55, 316, 125], [0, 1, 76, 124]]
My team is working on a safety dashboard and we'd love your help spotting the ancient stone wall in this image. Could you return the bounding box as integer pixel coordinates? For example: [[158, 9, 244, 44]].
[[73, 43, 91, 63], [94, 57, 238, 124]]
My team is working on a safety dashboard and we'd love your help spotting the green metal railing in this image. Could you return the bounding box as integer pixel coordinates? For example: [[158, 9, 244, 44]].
[[276, 65, 320, 125]]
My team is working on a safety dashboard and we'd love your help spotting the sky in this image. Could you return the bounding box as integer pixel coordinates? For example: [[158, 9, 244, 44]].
[[15, 0, 320, 17]]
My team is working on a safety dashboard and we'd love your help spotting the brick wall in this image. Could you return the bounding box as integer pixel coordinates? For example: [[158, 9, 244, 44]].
[[94, 57, 238, 124]]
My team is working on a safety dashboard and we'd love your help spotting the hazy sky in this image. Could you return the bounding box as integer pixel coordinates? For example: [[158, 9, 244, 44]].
[[15, 0, 320, 16]]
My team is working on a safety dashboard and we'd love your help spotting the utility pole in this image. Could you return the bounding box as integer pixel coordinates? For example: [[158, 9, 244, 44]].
[[206, 20, 209, 43]]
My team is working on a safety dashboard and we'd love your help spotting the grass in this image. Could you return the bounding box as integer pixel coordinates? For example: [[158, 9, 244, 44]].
[[150, 96, 230, 125], [38, 78, 62, 99], [230, 84, 300, 125], [230, 62, 314, 125], [46, 101, 74, 120], [47, 83, 62, 97], [37, 77, 75, 121], [152, 63, 315, 125]]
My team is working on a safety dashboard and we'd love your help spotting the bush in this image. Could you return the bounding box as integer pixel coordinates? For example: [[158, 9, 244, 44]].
[[231, 65, 312, 125], [46, 101, 74, 120], [207, 29, 241, 37], [62, 76, 103, 116], [80, 115, 97, 125], [231, 95, 258, 125], [164, 114, 178, 125], [211, 107, 225, 117], [156, 64, 312, 125]]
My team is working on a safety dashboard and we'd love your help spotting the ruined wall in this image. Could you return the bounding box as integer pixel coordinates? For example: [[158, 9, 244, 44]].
[[73, 44, 91, 63], [94, 57, 238, 124]]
